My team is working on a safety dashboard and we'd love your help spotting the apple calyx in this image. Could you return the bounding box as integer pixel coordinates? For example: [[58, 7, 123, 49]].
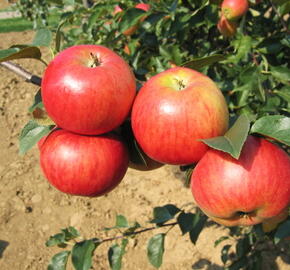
[[89, 52, 101, 68], [236, 211, 253, 218], [173, 78, 186, 91]]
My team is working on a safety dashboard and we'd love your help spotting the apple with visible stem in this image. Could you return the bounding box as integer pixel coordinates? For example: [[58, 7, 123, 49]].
[[191, 135, 290, 227], [217, 15, 238, 37], [131, 67, 229, 165], [41, 45, 136, 135], [114, 3, 150, 36], [221, 0, 249, 21], [40, 129, 129, 197]]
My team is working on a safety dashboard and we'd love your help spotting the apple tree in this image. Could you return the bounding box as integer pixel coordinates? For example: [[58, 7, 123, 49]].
[[0, 0, 290, 269]]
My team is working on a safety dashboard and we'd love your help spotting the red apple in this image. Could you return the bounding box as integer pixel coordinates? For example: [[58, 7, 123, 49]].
[[217, 15, 238, 37], [131, 67, 229, 165], [191, 135, 290, 226], [40, 129, 129, 197], [113, 5, 123, 14], [135, 3, 150, 11], [38, 135, 47, 149], [41, 45, 136, 135], [221, 0, 249, 21]]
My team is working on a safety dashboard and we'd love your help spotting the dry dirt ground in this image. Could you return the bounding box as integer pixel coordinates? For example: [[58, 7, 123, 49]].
[[0, 31, 290, 270]]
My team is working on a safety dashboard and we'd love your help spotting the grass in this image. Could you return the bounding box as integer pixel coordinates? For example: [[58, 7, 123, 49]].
[[0, 14, 60, 33], [0, 16, 33, 32]]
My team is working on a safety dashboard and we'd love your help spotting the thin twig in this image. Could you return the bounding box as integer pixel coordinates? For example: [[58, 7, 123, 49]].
[[0, 61, 42, 86], [94, 222, 178, 244]]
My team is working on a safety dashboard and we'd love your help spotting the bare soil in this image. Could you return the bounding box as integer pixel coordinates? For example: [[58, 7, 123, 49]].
[[0, 31, 289, 270]]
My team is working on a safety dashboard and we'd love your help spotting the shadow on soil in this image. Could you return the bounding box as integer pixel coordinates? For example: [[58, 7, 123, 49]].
[[0, 240, 9, 258], [192, 259, 223, 269]]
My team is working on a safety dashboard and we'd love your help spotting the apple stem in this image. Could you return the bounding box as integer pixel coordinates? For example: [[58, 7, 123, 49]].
[[90, 52, 101, 67]]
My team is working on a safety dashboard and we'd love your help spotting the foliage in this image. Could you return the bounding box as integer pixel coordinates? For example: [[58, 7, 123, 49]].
[[44, 206, 290, 270], [0, 0, 290, 269], [45, 204, 208, 270]]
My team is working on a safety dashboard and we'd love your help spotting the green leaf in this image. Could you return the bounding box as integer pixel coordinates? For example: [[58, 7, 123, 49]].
[[28, 89, 43, 112], [202, 114, 251, 159], [46, 228, 79, 247], [108, 239, 128, 270], [150, 204, 180, 224], [214, 236, 229, 247], [32, 28, 52, 47], [119, 8, 147, 33], [183, 54, 226, 70], [0, 46, 42, 62], [237, 65, 266, 103], [47, 251, 70, 270], [123, 222, 141, 237], [116, 215, 129, 228], [236, 237, 250, 258], [274, 220, 290, 244], [121, 121, 149, 167], [274, 86, 290, 103], [239, 66, 257, 84], [279, 2, 290, 16], [227, 256, 248, 270], [221, 244, 231, 264], [250, 115, 290, 146], [177, 212, 196, 235], [271, 66, 290, 83], [230, 35, 252, 63], [189, 214, 207, 244], [19, 120, 54, 155], [147, 233, 165, 268], [233, 83, 252, 107], [46, 233, 66, 247], [62, 227, 80, 241], [71, 240, 97, 270], [159, 45, 184, 66], [55, 19, 69, 52]]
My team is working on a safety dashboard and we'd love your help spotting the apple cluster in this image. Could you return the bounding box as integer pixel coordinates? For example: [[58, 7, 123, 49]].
[[39, 44, 290, 228], [217, 0, 249, 37], [39, 45, 136, 197]]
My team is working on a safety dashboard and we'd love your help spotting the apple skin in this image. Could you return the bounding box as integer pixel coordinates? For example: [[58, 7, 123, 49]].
[[131, 67, 229, 165], [135, 3, 150, 12], [221, 0, 249, 21], [217, 15, 238, 37], [191, 135, 290, 227], [41, 45, 136, 135], [40, 129, 129, 197]]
